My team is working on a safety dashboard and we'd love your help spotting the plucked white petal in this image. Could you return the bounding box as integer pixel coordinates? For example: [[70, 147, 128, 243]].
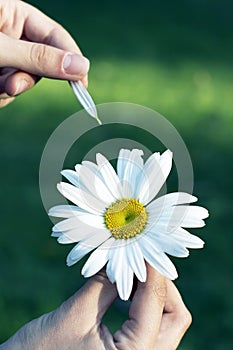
[[82, 237, 115, 277], [140, 235, 178, 280], [138, 149, 173, 205], [66, 230, 111, 266], [96, 153, 122, 199], [146, 232, 189, 258], [57, 182, 106, 215], [61, 170, 80, 187], [49, 205, 86, 218], [126, 240, 146, 282]]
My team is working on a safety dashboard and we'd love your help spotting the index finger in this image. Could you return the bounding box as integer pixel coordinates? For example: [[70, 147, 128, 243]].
[[114, 265, 167, 349], [21, 1, 82, 54]]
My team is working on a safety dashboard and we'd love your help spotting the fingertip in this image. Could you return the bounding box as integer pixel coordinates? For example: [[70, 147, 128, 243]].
[[5, 72, 38, 96], [62, 53, 90, 77], [14, 79, 31, 96], [0, 97, 15, 108], [140, 263, 166, 288], [81, 74, 88, 88]]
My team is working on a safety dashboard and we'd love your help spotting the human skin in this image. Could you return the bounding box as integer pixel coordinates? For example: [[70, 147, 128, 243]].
[[0, 0, 89, 108], [0, 266, 192, 350]]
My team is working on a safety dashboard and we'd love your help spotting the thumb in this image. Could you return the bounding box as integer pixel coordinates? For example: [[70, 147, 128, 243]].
[[0, 33, 89, 80], [114, 265, 167, 349]]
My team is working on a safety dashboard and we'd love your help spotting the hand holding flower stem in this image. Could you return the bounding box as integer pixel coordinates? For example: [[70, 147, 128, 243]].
[[0, 265, 191, 350]]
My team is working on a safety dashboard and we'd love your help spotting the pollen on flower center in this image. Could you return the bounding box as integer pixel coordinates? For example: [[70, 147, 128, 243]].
[[104, 198, 147, 239]]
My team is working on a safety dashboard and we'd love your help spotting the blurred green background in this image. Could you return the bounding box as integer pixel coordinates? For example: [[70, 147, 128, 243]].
[[0, 0, 233, 349]]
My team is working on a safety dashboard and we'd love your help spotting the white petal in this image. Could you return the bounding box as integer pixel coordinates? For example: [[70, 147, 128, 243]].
[[106, 240, 124, 283], [126, 240, 146, 282], [146, 193, 198, 230], [138, 149, 173, 205], [96, 153, 122, 199], [147, 192, 198, 212], [134, 152, 160, 200], [106, 239, 134, 300], [57, 225, 106, 244], [61, 170, 80, 187], [117, 149, 144, 197], [105, 240, 130, 282], [52, 214, 105, 232], [53, 217, 79, 232], [146, 232, 189, 258], [58, 235, 77, 244], [82, 237, 115, 277], [79, 160, 99, 174], [67, 242, 91, 266], [181, 206, 209, 224], [58, 230, 90, 244], [140, 235, 178, 280], [49, 205, 86, 218], [145, 152, 161, 165], [66, 230, 111, 266], [51, 231, 61, 238], [147, 204, 209, 232], [116, 257, 134, 300], [171, 206, 209, 228], [57, 182, 106, 215], [77, 164, 115, 205], [171, 227, 204, 248], [117, 149, 131, 181]]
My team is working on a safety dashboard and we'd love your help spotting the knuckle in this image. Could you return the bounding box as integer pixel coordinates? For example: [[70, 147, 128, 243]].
[[179, 306, 192, 331], [152, 282, 167, 306], [29, 43, 51, 72], [183, 308, 192, 329]]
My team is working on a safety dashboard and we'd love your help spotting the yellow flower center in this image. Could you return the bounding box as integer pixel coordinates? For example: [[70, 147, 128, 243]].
[[104, 198, 147, 239]]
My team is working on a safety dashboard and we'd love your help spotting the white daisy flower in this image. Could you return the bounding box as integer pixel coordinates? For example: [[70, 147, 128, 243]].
[[49, 149, 209, 300]]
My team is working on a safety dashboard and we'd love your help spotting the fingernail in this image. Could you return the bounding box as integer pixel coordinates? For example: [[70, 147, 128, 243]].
[[63, 54, 89, 76], [15, 79, 29, 95]]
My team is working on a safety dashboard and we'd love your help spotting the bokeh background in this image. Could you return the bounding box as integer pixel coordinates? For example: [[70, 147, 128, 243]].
[[0, 0, 233, 349]]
